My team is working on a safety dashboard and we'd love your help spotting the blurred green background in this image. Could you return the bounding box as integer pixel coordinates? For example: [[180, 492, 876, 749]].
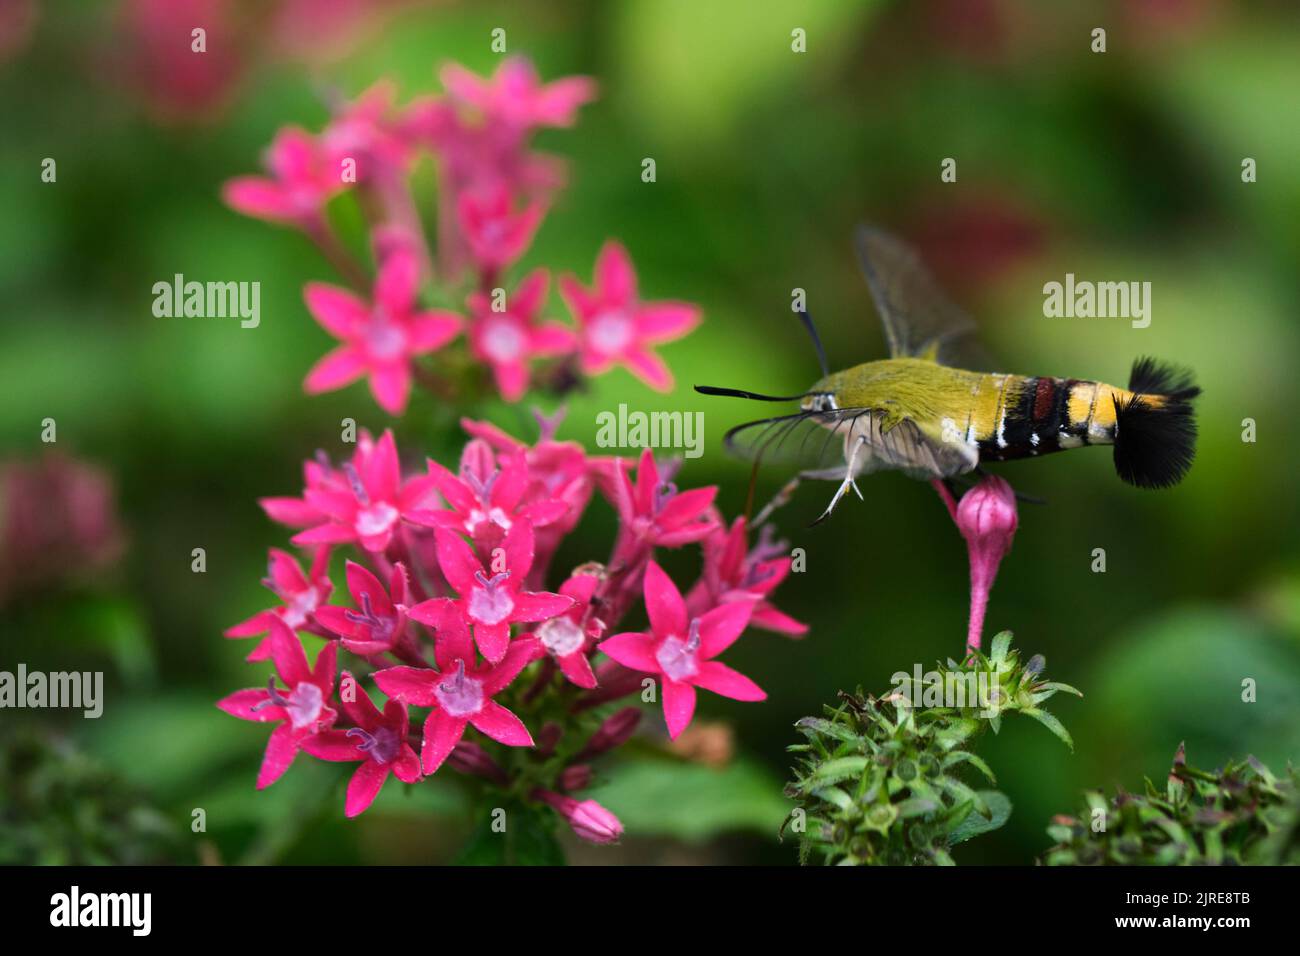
[[2, 0, 1299, 864]]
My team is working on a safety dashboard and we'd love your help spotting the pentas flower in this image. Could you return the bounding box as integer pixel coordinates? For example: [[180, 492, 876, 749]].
[[223, 126, 343, 226], [533, 571, 602, 689], [303, 245, 461, 414], [314, 560, 419, 663], [600, 562, 765, 740], [258, 451, 342, 529], [686, 518, 807, 637], [374, 607, 540, 774], [225, 547, 334, 661], [409, 520, 572, 663], [301, 675, 421, 817], [458, 186, 545, 273], [317, 80, 412, 184], [292, 430, 439, 553], [559, 241, 701, 391], [410, 442, 568, 552], [440, 57, 596, 132], [933, 475, 1018, 653], [606, 449, 718, 549], [218, 619, 338, 788], [466, 269, 576, 401]]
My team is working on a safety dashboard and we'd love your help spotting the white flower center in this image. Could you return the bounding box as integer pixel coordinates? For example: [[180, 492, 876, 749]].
[[435, 668, 485, 717], [366, 320, 407, 361], [468, 578, 515, 625], [538, 616, 585, 657], [466, 506, 512, 535], [654, 635, 699, 682], [482, 319, 526, 362], [286, 682, 325, 730], [589, 310, 633, 354], [356, 501, 399, 538]]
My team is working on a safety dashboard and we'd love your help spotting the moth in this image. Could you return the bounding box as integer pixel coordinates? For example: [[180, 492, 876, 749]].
[[696, 226, 1200, 524]]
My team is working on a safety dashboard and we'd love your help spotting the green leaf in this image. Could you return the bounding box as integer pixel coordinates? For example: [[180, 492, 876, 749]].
[[949, 791, 1012, 845], [1022, 708, 1075, 751]]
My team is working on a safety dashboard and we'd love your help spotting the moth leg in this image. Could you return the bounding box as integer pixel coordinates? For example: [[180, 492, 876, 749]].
[[810, 436, 867, 526]]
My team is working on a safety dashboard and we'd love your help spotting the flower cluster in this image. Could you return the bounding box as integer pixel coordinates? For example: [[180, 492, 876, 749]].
[[223, 57, 701, 414], [218, 421, 804, 840]]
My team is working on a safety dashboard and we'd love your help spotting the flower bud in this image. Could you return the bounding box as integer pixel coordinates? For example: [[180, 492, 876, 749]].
[[536, 790, 622, 844], [575, 706, 640, 760], [447, 741, 509, 786], [557, 763, 593, 792]]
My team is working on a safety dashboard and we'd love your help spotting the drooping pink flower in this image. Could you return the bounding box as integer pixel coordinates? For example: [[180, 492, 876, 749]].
[[225, 547, 334, 661], [374, 607, 540, 774], [933, 475, 1019, 652], [466, 268, 577, 401], [291, 430, 439, 553], [217, 619, 338, 788], [314, 559, 419, 661], [599, 561, 764, 740], [303, 245, 461, 414], [532, 571, 603, 689], [223, 126, 344, 225], [300, 674, 421, 817], [686, 517, 807, 637], [458, 186, 545, 273], [605, 449, 718, 549], [407, 520, 572, 663], [559, 241, 701, 391], [533, 791, 622, 844], [409, 442, 568, 554]]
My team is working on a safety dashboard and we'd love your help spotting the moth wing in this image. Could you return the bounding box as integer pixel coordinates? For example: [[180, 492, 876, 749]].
[[854, 225, 994, 371], [723, 407, 977, 481]]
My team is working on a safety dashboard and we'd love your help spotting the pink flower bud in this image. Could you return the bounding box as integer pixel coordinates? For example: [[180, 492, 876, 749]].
[[447, 741, 509, 786], [949, 475, 1018, 653], [557, 763, 592, 792], [576, 706, 640, 760], [536, 790, 622, 844]]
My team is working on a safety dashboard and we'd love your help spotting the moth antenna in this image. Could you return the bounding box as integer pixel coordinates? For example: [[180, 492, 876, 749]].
[[797, 310, 829, 378], [694, 385, 810, 402]]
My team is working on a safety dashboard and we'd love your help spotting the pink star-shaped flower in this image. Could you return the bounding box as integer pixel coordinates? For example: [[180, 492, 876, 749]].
[[440, 57, 596, 132], [223, 126, 344, 226], [258, 451, 343, 529], [374, 607, 541, 774], [599, 561, 764, 740], [225, 547, 334, 661], [458, 185, 545, 273], [301, 674, 422, 817], [532, 571, 602, 689], [686, 517, 807, 637], [314, 559, 420, 662], [466, 268, 577, 401], [559, 241, 700, 391], [217, 618, 339, 788], [303, 245, 461, 414], [291, 429, 439, 553], [407, 519, 572, 663], [607, 449, 718, 548], [408, 442, 568, 551]]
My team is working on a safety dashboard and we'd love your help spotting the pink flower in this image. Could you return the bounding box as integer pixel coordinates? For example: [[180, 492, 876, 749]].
[[303, 245, 461, 414], [314, 560, 419, 661], [407, 520, 572, 663], [533, 571, 603, 689], [466, 269, 577, 401], [225, 547, 334, 661], [301, 674, 421, 817], [600, 561, 764, 740], [217, 619, 338, 788], [258, 452, 342, 528], [458, 186, 545, 273], [440, 57, 596, 132], [607, 449, 718, 549], [559, 241, 701, 391], [223, 126, 343, 225], [291, 430, 439, 553], [686, 518, 807, 637], [534, 791, 622, 844], [317, 80, 412, 184], [934, 475, 1019, 652], [409, 443, 569, 552], [374, 608, 540, 774]]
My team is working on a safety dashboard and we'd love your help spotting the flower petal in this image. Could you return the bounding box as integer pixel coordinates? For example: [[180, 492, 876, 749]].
[[304, 346, 368, 394], [693, 661, 766, 702], [373, 665, 440, 708], [598, 631, 658, 672], [661, 680, 697, 740], [421, 710, 467, 774], [469, 700, 534, 747], [697, 599, 755, 659], [643, 561, 688, 640], [345, 759, 391, 817], [256, 724, 299, 789], [304, 283, 370, 339]]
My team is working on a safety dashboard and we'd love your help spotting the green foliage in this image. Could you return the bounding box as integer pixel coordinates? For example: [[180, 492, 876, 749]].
[[1043, 745, 1300, 866], [784, 633, 1078, 865], [0, 730, 181, 865]]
